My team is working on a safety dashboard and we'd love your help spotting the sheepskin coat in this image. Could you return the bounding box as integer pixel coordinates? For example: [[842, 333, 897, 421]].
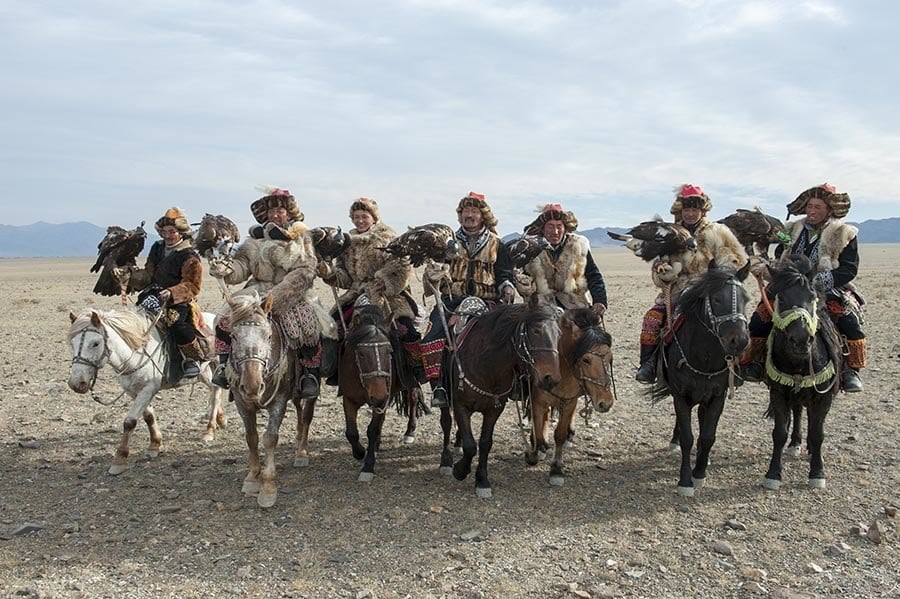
[[782, 217, 859, 293], [522, 233, 592, 308]]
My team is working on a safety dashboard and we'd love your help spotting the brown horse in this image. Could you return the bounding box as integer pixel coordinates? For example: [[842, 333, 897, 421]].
[[525, 307, 614, 486], [439, 295, 562, 497], [338, 304, 422, 481]]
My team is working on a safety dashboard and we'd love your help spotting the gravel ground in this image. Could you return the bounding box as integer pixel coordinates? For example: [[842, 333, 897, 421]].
[[0, 248, 897, 598]]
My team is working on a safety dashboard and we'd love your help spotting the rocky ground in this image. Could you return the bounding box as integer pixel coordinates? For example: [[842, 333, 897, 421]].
[[0, 247, 897, 598]]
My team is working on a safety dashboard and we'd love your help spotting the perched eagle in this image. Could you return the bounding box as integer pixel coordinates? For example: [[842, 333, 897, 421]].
[[194, 213, 240, 260], [379, 223, 460, 267], [718, 207, 790, 259], [607, 216, 697, 262], [90, 222, 147, 297], [310, 226, 351, 261], [505, 235, 550, 269]]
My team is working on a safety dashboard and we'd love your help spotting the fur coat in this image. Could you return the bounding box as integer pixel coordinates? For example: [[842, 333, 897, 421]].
[[323, 222, 415, 319], [130, 238, 202, 306], [520, 233, 592, 308], [783, 217, 857, 273]]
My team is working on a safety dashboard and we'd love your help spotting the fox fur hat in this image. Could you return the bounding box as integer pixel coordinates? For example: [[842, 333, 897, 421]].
[[523, 203, 579, 236], [670, 184, 712, 220], [349, 197, 381, 222], [154, 207, 192, 235], [785, 183, 851, 220], [456, 191, 498, 234], [250, 186, 304, 224]]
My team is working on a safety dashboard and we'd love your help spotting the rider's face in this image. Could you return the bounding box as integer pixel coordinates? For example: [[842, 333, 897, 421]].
[[351, 210, 375, 233], [267, 206, 289, 227], [542, 220, 566, 245], [805, 198, 831, 226], [681, 207, 702, 226], [160, 226, 182, 245], [460, 206, 484, 232]]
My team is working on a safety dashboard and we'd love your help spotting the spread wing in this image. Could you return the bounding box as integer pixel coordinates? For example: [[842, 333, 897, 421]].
[[310, 226, 351, 261], [608, 216, 696, 261], [195, 213, 241, 258], [505, 235, 549, 269], [718, 207, 788, 257], [380, 223, 459, 267], [91, 222, 146, 296]]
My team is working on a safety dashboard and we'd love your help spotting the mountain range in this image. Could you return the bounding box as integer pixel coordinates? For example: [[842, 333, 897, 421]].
[[1, 218, 899, 258]]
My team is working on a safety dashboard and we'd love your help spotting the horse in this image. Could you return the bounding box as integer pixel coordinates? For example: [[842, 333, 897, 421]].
[[224, 293, 306, 508], [650, 260, 751, 497], [67, 307, 227, 475], [338, 304, 423, 481], [762, 255, 840, 490], [438, 294, 562, 498], [524, 307, 614, 486]]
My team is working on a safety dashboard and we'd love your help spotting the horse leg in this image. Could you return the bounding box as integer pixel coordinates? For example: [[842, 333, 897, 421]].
[[401, 387, 420, 445], [692, 397, 725, 487], [439, 406, 454, 475], [668, 421, 680, 452], [473, 402, 506, 498], [525, 395, 547, 466], [550, 400, 577, 487], [143, 405, 162, 457], [258, 400, 286, 508], [359, 407, 387, 482], [202, 385, 227, 443], [785, 403, 803, 457], [238, 406, 261, 496], [109, 389, 155, 475], [452, 407, 476, 482], [806, 396, 832, 489], [763, 391, 790, 490], [294, 397, 317, 468], [343, 400, 366, 461], [674, 399, 696, 496]]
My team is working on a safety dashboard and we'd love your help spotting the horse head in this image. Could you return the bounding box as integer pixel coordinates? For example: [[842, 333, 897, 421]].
[[560, 308, 614, 412], [679, 261, 751, 359], [769, 254, 819, 360], [68, 309, 109, 394], [516, 295, 562, 392], [345, 304, 393, 406], [227, 293, 274, 406]]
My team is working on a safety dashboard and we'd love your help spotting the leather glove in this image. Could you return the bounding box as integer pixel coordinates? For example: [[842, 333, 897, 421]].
[[315, 261, 333, 279], [501, 285, 516, 304], [208, 256, 234, 278], [591, 302, 606, 317], [749, 255, 769, 278]]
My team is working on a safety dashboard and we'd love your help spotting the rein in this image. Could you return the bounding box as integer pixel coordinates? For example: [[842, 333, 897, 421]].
[[766, 297, 836, 394], [353, 339, 393, 414]]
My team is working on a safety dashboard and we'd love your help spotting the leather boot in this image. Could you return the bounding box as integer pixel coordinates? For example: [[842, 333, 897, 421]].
[[635, 344, 657, 384], [840, 367, 863, 393], [739, 337, 767, 383], [178, 339, 203, 378], [211, 352, 230, 388], [299, 368, 320, 399], [430, 380, 449, 408]]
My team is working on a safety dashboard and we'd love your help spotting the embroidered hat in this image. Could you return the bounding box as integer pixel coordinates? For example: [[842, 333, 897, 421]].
[[456, 191, 498, 233], [785, 183, 851, 219], [523, 203, 579, 235], [250, 186, 304, 224]]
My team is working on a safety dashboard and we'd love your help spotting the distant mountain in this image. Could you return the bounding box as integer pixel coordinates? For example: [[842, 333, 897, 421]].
[[0, 221, 155, 258]]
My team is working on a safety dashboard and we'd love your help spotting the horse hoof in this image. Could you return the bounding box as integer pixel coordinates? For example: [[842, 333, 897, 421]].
[[784, 446, 801, 458], [475, 487, 493, 498], [808, 477, 826, 489], [201, 434, 215, 445], [358, 471, 375, 482], [242, 481, 261, 495], [676, 485, 694, 497], [401, 435, 416, 445], [294, 457, 309, 468], [762, 477, 781, 491], [563, 440, 574, 450], [691, 477, 705, 489], [439, 466, 452, 476], [107, 464, 129, 476], [537, 450, 547, 461], [549, 475, 565, 487], [668, 442, 680, 452], [146, 450, 160, 459], [257, 492, 277, 508]]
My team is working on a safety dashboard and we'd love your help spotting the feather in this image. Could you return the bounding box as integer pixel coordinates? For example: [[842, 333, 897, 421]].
[[607, 216, 696, 261], [718, 207, 789, 258], [194, 213, 241, 259], [91, 221, 146, 296], [505, 234, 549, 269], [379, 223, 460, 267], [310, 226, 351, 261]]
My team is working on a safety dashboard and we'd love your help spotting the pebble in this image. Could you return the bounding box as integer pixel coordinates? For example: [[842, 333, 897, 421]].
[[885, 505, 897, 518], [156, 505, 181, 514], [592, 583, 621, 598], [866, 520, 884, 544], [742, 581, 767, 594], [824, 541, 850, 556], [17, 439, 39, 449], [11, 523, 45, 536], [739, 567, 767, 581], [712, 540, 734, 556], [806, 562, 824, 574], [459, 529, 482, 541], [725, 518, 747, 531]]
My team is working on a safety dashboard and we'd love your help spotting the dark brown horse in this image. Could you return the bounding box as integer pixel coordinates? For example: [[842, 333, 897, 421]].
[[338, 304, 422, 481], [525, 307, 614, 486], [651, 261, 751, 497], [439, 295, 562, 497], [762, 255, 840, 490]]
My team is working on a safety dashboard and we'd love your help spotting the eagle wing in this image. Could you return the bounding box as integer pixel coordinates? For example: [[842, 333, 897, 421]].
[[195, 213, 240, 258], [505, 235, 549, 269], [91, 222, 146, 296], [310, 226, 351, 261], [381, 223, 459, 267], [608, 216, 696, 261], [718, 207, 788, 257]]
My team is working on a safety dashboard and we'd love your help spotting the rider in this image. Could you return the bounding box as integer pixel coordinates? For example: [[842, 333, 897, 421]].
[[635, 185, 748, 383], [317, 197, 422, 382], [125, 207, 205, 378], [741, 183, 866, 392], [421, 191, 515, 408], [515, 203, 608, 314], [209, 187, 337, 399]]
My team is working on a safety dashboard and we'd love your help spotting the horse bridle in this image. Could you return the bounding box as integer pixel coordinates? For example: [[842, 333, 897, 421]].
[[229, 318, 286, 408], [71, 326, 110, 392], [702, 278, 748, 348], [353, 339, 393, 414]]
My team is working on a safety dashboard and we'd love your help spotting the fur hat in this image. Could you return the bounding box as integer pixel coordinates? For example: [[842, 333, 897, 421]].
[[154, 207, 192, 235], [250, 186, 304, 224], [523, 203, 579, 236], [456, 191, 499, 234], [349, 197, 381, 222], [670, 184, 712, 219], [785, 183, 851, 219]]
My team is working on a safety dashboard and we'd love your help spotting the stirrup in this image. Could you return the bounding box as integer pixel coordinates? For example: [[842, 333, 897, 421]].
[[430, 386, 449, 408], [299, 374, 320, 399], [635, 362, 656, 384], [182, 361, 201, 379]]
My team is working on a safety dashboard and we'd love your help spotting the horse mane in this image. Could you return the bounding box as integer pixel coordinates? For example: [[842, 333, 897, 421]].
[[466, 301, 558, 356], [346, 305, 390, 346], [677, 267, 742, 315], [565, 307, 612, 359], [228, 294, 267, 325], [768, 254, 815, 297], [68, 308, 150, 350]]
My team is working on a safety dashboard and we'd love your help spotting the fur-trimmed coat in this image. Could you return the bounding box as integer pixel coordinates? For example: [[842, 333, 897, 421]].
[[782, 217, 859, 294], [322, 222, 415, 320], [653, 218, 747, 300], [130, 238, 202, 306], [519, 234, 595, 308]]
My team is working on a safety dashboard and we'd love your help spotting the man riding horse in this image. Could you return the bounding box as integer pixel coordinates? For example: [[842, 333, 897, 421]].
[[514, 203, 608, 314], [742, 183, 866, 392], [635, 185, 748, 383], [317, 197, 424, 383], [421, 192, 515, 408], [116, 207, 206, 379], [209, 187, 337, 399]]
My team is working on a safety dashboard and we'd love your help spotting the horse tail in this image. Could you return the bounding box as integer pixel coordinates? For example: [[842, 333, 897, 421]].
[[646, 381, 671, 404]]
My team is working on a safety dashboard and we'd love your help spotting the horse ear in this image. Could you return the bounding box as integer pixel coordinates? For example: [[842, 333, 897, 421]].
[[90, 311, 102, 327], [708, 259, 719, 272], [69, 311, 77, 323], [261, 295, 273, 314], [736, 259, 751, 282]]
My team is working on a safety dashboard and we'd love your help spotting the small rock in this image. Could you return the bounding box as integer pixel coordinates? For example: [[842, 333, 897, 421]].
[[771, 588, 817, 599], [884, 505, 897, 518], [807, 562, 824, 573], [429, 505, 444, 513], [592, 584, 621, 598], [17, 439, 39, 449], [849, 523, 868, 537], [156, 505, 181, 514], [624, 569, 644, 579], [866, 520, 884, 544], [742, 581, 767, 594], [739, 566, 767, 581], [236, 566, 252, 578], [824, 541, 850, 556], [725, 518, 747, 531], [572, 591, 590, 599], [604, 559, 617, 568], [712, 540, 734, 556], [459, 529, 481, 542], [355, 589, 375, 599], [165, 490, 179, 500], [11, 523, 45, 536]]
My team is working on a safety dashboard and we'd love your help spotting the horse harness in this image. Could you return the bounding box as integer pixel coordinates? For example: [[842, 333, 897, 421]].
[[353, 338, 394, 414], [765, 297, 837, 394], [228, 317, 287, 408]]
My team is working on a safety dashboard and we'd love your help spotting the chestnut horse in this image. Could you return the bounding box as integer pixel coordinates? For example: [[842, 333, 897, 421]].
[[439, 295, 562, 497], [525, 307, 614, 486]]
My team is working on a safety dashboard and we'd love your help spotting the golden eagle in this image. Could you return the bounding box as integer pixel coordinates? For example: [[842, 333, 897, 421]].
[[90, 222, 146, 296], [607, 216, 697, 261], [310, 226, 351, 261], [379, 223, 460, 267], [194, 213, 240, 260], [505, 235, 549, 269], [718, 207, 790, 259]]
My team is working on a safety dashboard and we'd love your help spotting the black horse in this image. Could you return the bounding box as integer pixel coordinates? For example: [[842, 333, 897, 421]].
[[651, 261, 751, 497], [439, 295, 562, 497], [762, 255, 841, 490]]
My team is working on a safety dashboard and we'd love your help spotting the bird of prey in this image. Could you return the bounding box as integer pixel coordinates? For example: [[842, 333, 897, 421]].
[[194, 213, 241, 260], [379, 223, 461, 267], [718, 207, 790, 259], [505, 235, 550, 269], [90, 222, 147, 297], [310, 226, 351, 261], [607, 216, 697, 262]]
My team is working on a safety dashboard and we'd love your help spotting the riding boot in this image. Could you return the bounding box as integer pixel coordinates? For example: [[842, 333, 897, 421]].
[[841, 338, 866, 393], [429, 379, 449, 408], [840, 367, 863, 393], [739, 337, 767, 383], [299, 367, 320, 399], [635, 344, 657, 384], [178, 339, 203, 379], [211, 351, 230, 388]]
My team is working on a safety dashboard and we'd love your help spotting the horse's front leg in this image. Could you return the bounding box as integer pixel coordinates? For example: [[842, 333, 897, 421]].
[[202, 382, 227, 443], [258, 399, 287, 508], [763, 389, 790, 490], [237, 402, 261, 496], [294, 397, 317, 468], [785, 403, 803, 457], [439, 406, 454, 475], [674, 398, 696, 496], [143, 405, 162, 457], [401, 387, 419, 445], [343, 399, 365, 461], [806, 395, 833, 489], [549, 400, 577, 487], [525, 394, 549, 466], [109, 387, 157, 475], [473, 402, 506, 498], [359, 406, 387, 482], [692, 396, 725, 487], [452, 406, 476, 482], [668, 421, 680, 451]]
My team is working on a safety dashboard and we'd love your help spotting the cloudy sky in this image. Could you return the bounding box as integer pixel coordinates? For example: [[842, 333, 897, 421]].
[[2, 0, 898, 235]]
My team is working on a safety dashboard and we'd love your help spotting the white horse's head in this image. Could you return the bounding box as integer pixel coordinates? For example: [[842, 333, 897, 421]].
[[227, 293, 274, 405], [68, 310, 109, 394]]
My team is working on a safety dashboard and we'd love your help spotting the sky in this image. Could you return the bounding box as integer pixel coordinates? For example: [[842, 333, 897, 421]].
[[2, 1, 898, 236]]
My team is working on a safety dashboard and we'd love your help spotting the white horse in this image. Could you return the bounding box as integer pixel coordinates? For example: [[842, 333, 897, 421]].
[[67, 307, 227, 475]]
